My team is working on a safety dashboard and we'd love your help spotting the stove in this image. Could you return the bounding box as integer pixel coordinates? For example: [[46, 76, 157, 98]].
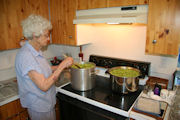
[[56, 55, 151, 120]]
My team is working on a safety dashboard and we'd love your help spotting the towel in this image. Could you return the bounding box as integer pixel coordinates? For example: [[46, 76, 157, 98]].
[[135, 97, 161, 114]]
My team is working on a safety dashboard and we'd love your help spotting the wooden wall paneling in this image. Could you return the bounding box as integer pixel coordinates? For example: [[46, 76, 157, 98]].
[[108, 0, 149, 7], [88, 0, 107, 9]]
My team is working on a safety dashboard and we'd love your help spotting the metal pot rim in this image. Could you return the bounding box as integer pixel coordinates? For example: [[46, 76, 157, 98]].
[[108, 66, 141, 78], [71, 61, 96, 70]]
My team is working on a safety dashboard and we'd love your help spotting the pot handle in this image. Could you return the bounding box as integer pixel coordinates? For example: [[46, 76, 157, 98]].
[[89, 70, 99, 75], [115, 79, 136, 92], [105, 69, 110, 74]]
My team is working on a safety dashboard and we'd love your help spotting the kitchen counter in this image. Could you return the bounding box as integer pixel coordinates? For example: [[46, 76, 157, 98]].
[[168, 86, 180, 120], [129, 100, 171, 120], [0, 78, 18, 106], [0, 69, 70, 106], [129, 88, 179, 120]]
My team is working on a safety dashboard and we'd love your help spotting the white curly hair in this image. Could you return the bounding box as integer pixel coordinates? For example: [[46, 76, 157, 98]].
[[21, 14, 52, 40]]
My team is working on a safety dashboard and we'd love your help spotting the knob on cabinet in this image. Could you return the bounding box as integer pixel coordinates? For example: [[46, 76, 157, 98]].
[[152, 39, 157, 44]]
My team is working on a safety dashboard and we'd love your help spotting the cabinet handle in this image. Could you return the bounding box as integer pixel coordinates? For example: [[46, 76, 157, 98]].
[[152, 39, 157, 44], [69, 36, 72, 39]]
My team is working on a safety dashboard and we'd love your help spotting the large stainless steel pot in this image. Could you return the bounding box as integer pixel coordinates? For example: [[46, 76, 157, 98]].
[[70, 62, 96, 91], [108, 66, 140, 94]]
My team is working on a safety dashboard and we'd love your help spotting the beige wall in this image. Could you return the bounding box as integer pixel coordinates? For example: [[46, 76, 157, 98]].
[[77, 24, 178, 88]]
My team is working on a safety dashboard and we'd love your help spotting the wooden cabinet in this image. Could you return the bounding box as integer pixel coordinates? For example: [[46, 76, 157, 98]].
[[107, 0, 149, 7], [76, 0, 148, 10], [0, 99, 29, 120], [77, 0, 89, 10], [88, 0, 107, 9], [55, 99, 60, 120], [77, 0, 107, 10], [0, 99, 60, 120], [0, 0, 49, 50], [50, 0, 77, 45], [145, 0, 180, 56]]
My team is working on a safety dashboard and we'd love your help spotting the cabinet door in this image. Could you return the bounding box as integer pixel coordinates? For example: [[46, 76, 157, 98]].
[[108, 0, 148, 7], [0, 100, 19, 120], [88, 0, 107, 9], [77, 0, 107, 10], [19, 110, 29, 120], [55, 99, 60, 120], [50, 0, 77, 45], [0, 0, 22, 50], [0, 99, 29, 120], [22, 0, 49, 19], [8, 115, 20, 120], [0, 0, 49, 50], [145, 0, 180, 56], [77, 0, 88, 10]]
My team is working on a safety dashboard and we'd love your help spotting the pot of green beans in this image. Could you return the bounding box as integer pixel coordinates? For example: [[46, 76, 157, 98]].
[[107, 66, 140, 94], [70, 62, 96, 91]]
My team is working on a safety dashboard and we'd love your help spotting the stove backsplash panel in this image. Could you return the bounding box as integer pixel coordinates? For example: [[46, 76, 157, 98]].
[[89, 54, 151, 78]]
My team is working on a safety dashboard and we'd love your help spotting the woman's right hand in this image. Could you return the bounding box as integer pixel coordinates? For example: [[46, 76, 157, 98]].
[[60, 57, 74, 69]]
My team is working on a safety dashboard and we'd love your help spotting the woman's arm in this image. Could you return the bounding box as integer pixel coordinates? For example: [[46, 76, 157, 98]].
[[28, 57, 73, 92], [51, 66, 58, 72]]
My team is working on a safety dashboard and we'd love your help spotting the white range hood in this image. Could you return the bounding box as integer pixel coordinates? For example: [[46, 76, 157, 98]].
[[73, 5, 148, 24]]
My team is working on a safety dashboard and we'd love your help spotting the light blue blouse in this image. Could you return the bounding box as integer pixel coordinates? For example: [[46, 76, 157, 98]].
[[15, 41, 56, 112]]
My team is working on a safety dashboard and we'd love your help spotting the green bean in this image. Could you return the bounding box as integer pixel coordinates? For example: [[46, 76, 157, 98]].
[[110, 68, 139, 78], [71, 63, 95, 69]]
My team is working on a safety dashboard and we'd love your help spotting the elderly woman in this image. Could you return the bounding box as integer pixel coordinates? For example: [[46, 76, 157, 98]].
[[15, 14, 73, 120]]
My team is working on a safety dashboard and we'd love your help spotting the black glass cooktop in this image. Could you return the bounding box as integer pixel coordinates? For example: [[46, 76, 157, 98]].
[[61, 75, 143, 112]]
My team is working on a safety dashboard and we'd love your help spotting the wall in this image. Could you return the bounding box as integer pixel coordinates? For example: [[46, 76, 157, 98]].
[[0, 24, 178, 88], [0, 44, 79, 81], [77, 24, 178, 88]]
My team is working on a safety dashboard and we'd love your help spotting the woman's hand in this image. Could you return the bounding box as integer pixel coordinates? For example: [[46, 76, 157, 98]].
[[60, 57, 74, 69]]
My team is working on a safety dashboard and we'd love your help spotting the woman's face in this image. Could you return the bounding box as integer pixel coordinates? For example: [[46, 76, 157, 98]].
[[36, 29, 50, 47]]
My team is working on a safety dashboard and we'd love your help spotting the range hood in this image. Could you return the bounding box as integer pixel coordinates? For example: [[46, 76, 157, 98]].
[[73, 5, 148, 24]]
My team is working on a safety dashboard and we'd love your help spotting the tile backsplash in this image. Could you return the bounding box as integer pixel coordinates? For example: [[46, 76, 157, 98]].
[[0, 44, 80, 81]]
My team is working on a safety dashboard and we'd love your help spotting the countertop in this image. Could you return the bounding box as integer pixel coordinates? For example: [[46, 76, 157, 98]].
[[0, 69, 70, 106], [129, 95, 171, 120], [0, 78, 18, 106]]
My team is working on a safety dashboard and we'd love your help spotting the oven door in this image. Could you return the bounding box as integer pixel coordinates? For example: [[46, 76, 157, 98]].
[[57, 92, 127, 120]]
